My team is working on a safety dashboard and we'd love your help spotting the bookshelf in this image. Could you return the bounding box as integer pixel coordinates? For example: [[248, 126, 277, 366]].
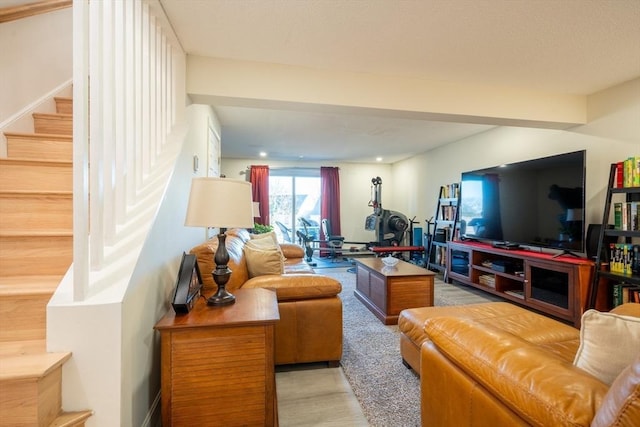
[[587, 161, 640, 309], [426, 183, 460, 277]]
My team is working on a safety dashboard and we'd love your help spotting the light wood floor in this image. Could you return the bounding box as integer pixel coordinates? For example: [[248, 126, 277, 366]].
[[276, 365, 369, 427]]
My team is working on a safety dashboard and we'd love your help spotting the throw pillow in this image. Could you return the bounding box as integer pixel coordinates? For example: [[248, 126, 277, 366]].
[[243, 244, 284, 278], [227, 228, 251, 242], [573, 309, 640, 385], [591, 354, 640, 427], [247, 234, 286, 261], [250, 230, 279, 246]]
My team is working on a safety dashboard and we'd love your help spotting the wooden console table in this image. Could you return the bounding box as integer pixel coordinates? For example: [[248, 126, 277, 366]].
[[154, 288, 280, 426], [354, 257, 435, 325]]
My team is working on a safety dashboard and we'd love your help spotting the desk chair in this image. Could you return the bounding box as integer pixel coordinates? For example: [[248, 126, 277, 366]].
[[321, 219, 344, 261], [275, 221, 293, 243]]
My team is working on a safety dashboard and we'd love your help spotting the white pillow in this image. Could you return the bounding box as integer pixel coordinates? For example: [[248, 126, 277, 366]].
[[573, 309, 640, 385]]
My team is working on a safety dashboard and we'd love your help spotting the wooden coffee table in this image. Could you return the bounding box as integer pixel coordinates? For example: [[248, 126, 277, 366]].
[[354, 257, 435, 325]]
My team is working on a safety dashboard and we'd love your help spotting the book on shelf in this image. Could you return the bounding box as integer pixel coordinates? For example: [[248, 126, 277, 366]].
[[504, 289, 525, 299], [609, 243, 640, 275], [613, 202, 639, 231], [440, 183, 460, 199], [478, 274, 496, 288], [440, 205, 458, 221], [612, 283, 640, 306], [434, 246, 447, 267], [615, 156, 640, 188]]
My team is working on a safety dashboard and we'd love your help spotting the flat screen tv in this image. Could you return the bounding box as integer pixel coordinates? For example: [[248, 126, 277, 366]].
[[459, 150, 586, 254]]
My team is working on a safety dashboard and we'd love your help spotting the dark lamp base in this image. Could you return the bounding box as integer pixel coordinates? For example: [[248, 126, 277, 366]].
[[207, 288, 236, 306]]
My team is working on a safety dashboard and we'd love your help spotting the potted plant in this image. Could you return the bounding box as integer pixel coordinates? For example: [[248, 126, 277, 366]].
[[253, 223, 273, 234]]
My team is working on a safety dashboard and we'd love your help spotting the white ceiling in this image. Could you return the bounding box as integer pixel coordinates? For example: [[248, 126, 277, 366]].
[[160, 0, 640, 163]]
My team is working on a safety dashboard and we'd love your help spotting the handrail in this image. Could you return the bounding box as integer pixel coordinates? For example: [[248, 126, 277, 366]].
[[0, 0, 71, 23]]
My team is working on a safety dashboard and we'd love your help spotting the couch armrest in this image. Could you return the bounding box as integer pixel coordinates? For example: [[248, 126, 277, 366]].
[[424, 316, 608, 426], [280, 243, 305, 259], [242, 274, 342, 301], [611, 302, 640, 318]]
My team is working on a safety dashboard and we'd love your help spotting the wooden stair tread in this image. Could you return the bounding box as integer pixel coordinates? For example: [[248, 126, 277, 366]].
[[0, 190, 72, 197], [0, 91, 83, 422], [0, 276, 61, 294], [32, 113, 73, 119], [0, 230, 73, 237], [0, 351, 71, 381], [0, 158, 72, 166], [4, 132, 72, 140], [0, 339, 46, 356], [51, 410, 94, 427]]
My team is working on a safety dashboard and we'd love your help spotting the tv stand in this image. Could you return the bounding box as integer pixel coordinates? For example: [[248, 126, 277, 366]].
[[552, 249, 582, 259], [447, 241, 596, 327]]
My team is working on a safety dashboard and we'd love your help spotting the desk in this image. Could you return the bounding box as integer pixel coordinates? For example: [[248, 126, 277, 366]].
[[354, 257, 435, 325], [154, 288, 280, 426]]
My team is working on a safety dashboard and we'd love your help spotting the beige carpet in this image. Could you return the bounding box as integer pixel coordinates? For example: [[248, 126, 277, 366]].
[[276, 267, 501, 427]]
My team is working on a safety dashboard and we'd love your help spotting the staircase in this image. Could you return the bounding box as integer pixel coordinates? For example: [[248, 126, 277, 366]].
[[0, 98, 92, 426]]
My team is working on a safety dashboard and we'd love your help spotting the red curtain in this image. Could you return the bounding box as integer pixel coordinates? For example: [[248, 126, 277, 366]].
[[320, 167, 341, 239], [249, 165, 270, 225]]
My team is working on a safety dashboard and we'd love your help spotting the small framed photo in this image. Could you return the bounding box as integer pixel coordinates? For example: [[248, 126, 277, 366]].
[[171, 253, 203, 314]]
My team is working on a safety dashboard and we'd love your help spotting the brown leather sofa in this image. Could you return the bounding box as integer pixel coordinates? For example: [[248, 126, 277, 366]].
[[398, 302, 640, 426], [190, 228, 342, 366]]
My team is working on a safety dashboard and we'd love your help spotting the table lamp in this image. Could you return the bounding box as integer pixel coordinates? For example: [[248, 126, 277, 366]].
[[185, 177, 254, 306]]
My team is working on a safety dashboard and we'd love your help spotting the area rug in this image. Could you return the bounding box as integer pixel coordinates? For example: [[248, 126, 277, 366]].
[[314, 267, 500, 427], [307, 256, 356, 269]]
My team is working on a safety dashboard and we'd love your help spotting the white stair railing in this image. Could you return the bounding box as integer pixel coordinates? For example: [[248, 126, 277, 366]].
[[72, 0, 184, 301]]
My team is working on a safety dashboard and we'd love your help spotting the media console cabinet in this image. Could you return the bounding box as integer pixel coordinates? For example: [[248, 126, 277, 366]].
[[447, 241, 597, 327]]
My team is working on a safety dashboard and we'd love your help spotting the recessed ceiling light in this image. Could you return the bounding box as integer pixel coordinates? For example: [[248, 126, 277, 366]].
[[259, 152, 267, 157], [376, 157, 383, 162]]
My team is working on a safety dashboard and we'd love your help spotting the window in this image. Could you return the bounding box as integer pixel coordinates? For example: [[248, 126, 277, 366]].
[[269, 169, 321, 243]]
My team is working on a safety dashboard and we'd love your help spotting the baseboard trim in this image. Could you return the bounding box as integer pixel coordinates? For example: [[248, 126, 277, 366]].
[[141, 391, 162, 427]]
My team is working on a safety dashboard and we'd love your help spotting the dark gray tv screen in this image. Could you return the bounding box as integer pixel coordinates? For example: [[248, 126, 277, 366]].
[[459, 150, 586, 253]]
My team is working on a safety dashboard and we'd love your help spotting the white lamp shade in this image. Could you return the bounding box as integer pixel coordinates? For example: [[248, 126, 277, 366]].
[[185, 178, 254, 228], [252, 202, 261, 217]]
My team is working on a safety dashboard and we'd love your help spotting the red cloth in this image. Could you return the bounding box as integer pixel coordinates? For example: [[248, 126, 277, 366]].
[[461, 241, 590, 265], [370, 246, 425, 253]]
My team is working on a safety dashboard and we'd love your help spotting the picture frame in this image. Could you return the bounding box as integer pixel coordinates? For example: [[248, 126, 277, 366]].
[[171, 252, 203, 314]]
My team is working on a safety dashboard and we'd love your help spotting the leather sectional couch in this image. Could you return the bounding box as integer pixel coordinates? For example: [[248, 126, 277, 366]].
[[399, 302, 640, 426], [190, 228, 342, 366]]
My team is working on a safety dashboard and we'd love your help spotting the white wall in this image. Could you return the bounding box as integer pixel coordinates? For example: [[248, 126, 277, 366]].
[[221, 79, 638, 251], [0, 7, 73, 153], [121, 104, 217, 426], [187, 55, 587, 128], [391, 78, 640, 242], [221, 159, 392, 243]]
